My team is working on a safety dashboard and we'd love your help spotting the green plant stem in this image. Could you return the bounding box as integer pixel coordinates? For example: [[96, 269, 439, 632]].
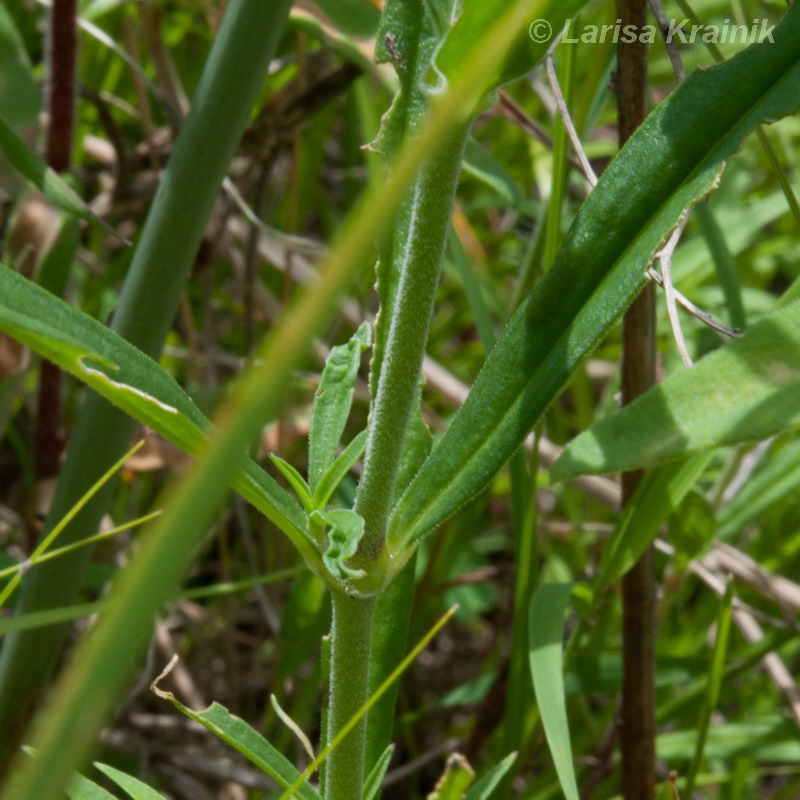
[[325, 591, 377, 800], [355, 124, 470, 559], [0, 0, 293, 766]]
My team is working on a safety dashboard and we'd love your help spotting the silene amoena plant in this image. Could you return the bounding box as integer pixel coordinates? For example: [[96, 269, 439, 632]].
[[0, 0, 799, 799]]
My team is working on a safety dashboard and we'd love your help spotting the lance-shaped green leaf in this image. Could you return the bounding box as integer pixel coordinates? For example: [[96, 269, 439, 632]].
[[464, 753, 517, 800], [92, 764, 167, 800], [308, 322, 370, 493], [593, 453, 714, 587], [529, 583, 579, 800], [0, 116, 125, 243], [314, 508, 367, 583], [66, 772, 118, 800], [363, 744, 394, 800], [553, 299, 800, 480], [388, 4, 800, 551], [312, 428, 368, 509], [153, 680, 321, 800], [0, 265, 314, 558], [270, 453, 314, 514]]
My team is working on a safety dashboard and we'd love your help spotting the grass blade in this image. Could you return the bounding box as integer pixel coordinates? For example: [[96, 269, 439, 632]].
[[684, 582, 735, 797], [529, 583, 579, 800]]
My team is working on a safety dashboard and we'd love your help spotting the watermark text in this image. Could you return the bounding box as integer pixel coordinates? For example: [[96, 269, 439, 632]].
[[529, 17, 776, 46]]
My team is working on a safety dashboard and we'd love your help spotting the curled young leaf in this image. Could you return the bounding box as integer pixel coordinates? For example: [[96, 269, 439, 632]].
[[314, 508, 368, 584]]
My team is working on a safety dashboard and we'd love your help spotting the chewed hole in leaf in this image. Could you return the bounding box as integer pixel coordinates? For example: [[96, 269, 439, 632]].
[[78, 355, 179, 414]]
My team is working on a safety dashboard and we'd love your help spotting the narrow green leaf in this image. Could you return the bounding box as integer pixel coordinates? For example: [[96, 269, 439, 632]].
[[389, 6, 800, 549], [463, 138, 525, 211], [694, 203, 746, 330], [313, 508, 367, 583], [448, 224, 495, 354], [92, 763, 167, 800], [0, 6, 39, 177], [311, 429, 368, 509], [464, 753, 518, 800], [0, 265, 312, 555], [427, 753, 475, 799], [0, 116, 125, 242], [308, 322, 370, 492], [152, 682, 320, 800], [717, 438, 800, 538], [66, 771, 118, 800], [596, 453, 714, 587], [20, 750, 118, 800], [0, 441, 146, 609], [685, 582, 734, 797], [1, 569, 301, 637], [270, 454, 314, 513], [363, 744, 394, 800], [657, 716, 800, 762], [394, 407, 434, 502], [529, 583, 579, 800], [669, 489, 716, 573], [553, 299, 800, 480], [0, 601, 105, 637]]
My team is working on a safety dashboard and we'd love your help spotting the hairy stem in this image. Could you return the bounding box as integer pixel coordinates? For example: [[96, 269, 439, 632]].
[[325, 591, 377, 800], [355, 125, 469, 558]]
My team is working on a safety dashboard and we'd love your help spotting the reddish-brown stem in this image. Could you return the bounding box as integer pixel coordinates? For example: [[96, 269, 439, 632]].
[[35, 0, 78, 483], [44, 0, 78, 173], [615, 1, 657, 799]]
